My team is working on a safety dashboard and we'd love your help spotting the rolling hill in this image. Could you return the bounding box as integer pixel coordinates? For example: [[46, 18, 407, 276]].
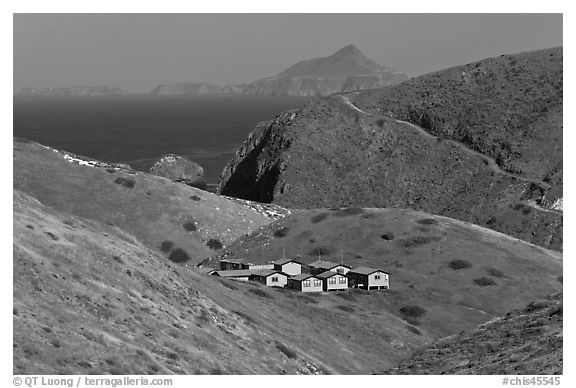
[[13, 138, 288, 264], [217, 47, 563, 251]]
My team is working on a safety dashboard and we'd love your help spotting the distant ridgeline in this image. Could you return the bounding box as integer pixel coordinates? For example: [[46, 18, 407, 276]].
[[15, 85, 128, 96], [150, 45, 408, 97]]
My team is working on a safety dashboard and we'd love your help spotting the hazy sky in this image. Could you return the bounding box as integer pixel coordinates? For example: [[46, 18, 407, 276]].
[[13, 13, 562, 93]]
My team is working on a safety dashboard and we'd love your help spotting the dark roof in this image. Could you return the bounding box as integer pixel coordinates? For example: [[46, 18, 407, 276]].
[[213, 270, 254, 277], [220, 258, 252, 264], [349, 266, 390, 276], [270, 257, 303, 266], [249, 269, 287, 278], [308, 260, 350, 270], [289, 273, 319, 282], [316, 271, 346, 279]]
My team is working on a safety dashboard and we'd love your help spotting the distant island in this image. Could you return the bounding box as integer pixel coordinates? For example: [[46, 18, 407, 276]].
[[150, 44, 408, 97], [15, 85, 128, 97]]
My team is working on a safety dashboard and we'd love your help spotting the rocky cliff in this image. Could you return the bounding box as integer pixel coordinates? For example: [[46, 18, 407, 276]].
[[149, 154, 206, 189], [16, 85, 128, 96], [217, 48, 563, 251]]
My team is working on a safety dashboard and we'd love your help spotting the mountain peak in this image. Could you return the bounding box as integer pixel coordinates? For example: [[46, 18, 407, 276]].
[[332, 44, 363, 58]]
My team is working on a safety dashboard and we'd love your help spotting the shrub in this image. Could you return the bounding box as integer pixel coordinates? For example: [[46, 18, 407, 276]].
[[333, 207, 365, 217], [233, 310, 257, 325], [399, 305, 427, 318], [106, 168, 116, 174], [275, 341, 297, 359], [206, 239, 223, 250], [248, 288, 273, 299], [448, 259, 472, 270], [381, 232, 395, 240], [486, 267, 505, 278], [407, 325, 422, 335], [168, 248, 191, 263], [160, 241, 174, 253], [191, 195, 202, 201], [376, 118, 385, 127], [336, 305, 355, 313], [183, 221, 197, 232], [45, 232, 59, 241], [308, 246, 333, 256], [416, 218, 438, 225], [114, 177, 135, 188], [397, 235, 441, 248], [273, 227, 289, 238], [310, 212, 329, 224], [112, 255, 124, 264], [473, 277, 497, 286], [557, 275, 563, 284]]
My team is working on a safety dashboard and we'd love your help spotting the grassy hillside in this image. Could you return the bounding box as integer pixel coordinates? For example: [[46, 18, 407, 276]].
[[386, 292, 562, 375], [204, 207, 562, 338], [13, 138, 287, 264], [218, 91, 562, 250], [352, 47, 562, 187], [14, 190, 438, 374]]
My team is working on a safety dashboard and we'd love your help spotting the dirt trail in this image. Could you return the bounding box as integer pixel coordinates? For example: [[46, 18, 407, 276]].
[[337, 94, 557, 211]]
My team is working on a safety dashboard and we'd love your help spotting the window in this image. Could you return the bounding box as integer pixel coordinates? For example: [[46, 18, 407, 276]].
[[313, 279, 322, 287], [339, 277, 346, 284], [329, 277, 337, 284], [336, 268, 344, 274], [303, 280, 310, 287], [374, 274, 381, 280], [271, 276, 278, 283]]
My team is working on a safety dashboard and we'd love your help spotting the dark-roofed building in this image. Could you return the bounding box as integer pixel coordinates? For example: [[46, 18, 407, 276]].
[[316, 271, 348, 291], [271, 258, 303, 276], [219, 258, 250, 271], [211, 270, 253, 281], [308, 260, 351, 276], [348, 267, 390, 290], [249, 270, 289, 287], [287, 273, 323, 293]]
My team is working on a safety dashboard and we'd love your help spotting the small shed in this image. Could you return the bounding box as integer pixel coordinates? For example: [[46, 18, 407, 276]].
[[308, 260, 351, 276], [317, 271, 348, 291], [287, 273, 323, 293], [271, 258, 303, 276], [212, 270, 253, 281], [348, 266, 390, 290], [249, 270, 288, 287]]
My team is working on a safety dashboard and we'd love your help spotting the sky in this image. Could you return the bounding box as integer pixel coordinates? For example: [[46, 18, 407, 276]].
[[13, 13, 563, 93]]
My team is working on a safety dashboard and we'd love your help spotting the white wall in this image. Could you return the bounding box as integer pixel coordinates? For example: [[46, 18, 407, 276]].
[[367, 272, 389, 288], [325, 274, 348, 290], [300, 278, 323, 292], [266, 274, 288, 287], [281, 262, 302, 276]]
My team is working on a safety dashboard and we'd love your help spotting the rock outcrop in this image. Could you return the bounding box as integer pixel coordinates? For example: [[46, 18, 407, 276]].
[[149, 154, 206, 189], [218, 47, 563, 251], [16, 85, 128, 96]]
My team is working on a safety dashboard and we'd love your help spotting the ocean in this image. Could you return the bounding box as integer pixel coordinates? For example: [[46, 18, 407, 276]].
[[13, 95, 307, 188]]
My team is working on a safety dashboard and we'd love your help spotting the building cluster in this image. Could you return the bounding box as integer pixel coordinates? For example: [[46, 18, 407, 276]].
[[206, 257, 390, 292]]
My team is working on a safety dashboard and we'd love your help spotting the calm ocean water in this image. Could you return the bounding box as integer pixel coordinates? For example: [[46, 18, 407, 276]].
[[13, 95, 307, 186]]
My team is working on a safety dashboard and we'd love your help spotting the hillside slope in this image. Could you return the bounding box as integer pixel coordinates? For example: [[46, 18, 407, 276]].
[[13, 138, 287, 264], [217, 48, 563, 250], [386, 292, 562, 375], [203, 207, 562, 339], [14, 190, 440, 374]]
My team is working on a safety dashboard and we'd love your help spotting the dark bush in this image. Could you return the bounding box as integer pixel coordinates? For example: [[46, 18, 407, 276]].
[[399, 305, 427, 318], [26, 225, 34, 230], [557, 275, 563, 284], [473, 277, 497, 286], [448, 259, 472, 270], [397, 235, 441, 248], [416, 218, 438, 225], [275, 341, 297, 359], [248, 288, 273, 299], [486, 267, 505, 278], [114, 177, 135, 188], [183, 221, 197, 232], [333, 207, 365, 217], [381, 232, 395, 240], [106, 168, 116, 174], [191, 195, 202, 201], [233, 310, 257, 325], [486, 216, 497, 226], [407, 325, 422, 335], [112, 255, 124, 264], [206, 239, 223, 250], [160, 241, 174, 253], [168, 248, 191, 263], [45, 232, 59, 241], [336, 305, 355, 313], [219, 279, 238, 290], [376, 118, 386, 127], [273, 227, 289, 238], [310, 212, 329, 224], [308, 246, 333, 256]]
